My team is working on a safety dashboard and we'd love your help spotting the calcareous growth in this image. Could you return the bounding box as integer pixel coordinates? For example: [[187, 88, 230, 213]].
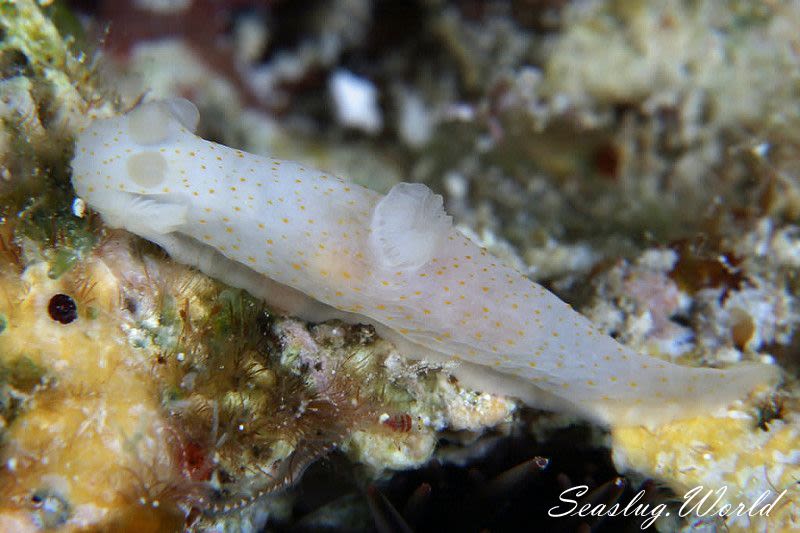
[[70, 99, 779, 426]]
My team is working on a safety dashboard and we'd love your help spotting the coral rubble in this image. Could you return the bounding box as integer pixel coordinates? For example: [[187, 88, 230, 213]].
[[1, 0, 800, 531]]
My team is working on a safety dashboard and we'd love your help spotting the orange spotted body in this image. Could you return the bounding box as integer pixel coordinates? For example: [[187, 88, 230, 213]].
[[70, 99, 779, 426]]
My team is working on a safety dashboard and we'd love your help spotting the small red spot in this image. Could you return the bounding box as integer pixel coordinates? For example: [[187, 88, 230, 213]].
[[382, 413, 413, 432], [592, 142, 620, 179], [179, 439, 212, 482]]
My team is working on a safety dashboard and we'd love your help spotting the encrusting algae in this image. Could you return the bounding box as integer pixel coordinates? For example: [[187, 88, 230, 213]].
[[1, 0, 800, 531]]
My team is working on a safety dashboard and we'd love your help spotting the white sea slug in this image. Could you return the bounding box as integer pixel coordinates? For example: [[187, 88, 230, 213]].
[[70, 99, 779, 426]]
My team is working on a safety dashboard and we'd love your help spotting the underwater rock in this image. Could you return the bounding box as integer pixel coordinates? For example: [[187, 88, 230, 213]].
[[2, 1, 800, 531]]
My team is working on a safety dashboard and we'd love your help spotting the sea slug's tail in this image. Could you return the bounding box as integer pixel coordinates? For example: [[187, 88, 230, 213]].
[[582, 362, 781, 428]]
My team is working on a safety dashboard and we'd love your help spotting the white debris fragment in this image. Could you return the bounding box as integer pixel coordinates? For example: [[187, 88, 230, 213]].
[[637, 248, 679, 271], [134, 0, 192, 14], [751, 142, 770, 158], [72, 197, 86, 218], [397, 88, 433, 147], [771, 226, 800, 268], [444, 171, 468, 200], [329, 70, 382, 134], [235, 13, 269, 64]]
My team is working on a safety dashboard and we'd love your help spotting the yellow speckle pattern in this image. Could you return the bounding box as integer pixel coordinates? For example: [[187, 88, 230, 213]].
[[70, 99, 778, 426]]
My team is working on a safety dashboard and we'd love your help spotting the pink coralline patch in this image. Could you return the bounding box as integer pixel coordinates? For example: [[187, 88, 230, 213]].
[[275, 318, 341, 391], [622, 270, 683, 334], [278, 318, 321, 366], [601, 263, 696, 358]]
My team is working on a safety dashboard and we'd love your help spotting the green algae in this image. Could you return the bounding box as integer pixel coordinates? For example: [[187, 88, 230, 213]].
[[83, 305, 98, 320], [0, 0, 98, 96], [2, 355, 45, 393], [0, 355, 46, 435], [14, 198, 97, 278], [151, 293, 181, 350], [39, 1, 87, 51]]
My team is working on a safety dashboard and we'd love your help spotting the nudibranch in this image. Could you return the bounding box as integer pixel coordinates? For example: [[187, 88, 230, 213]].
[[70, 99, 779, 426]]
